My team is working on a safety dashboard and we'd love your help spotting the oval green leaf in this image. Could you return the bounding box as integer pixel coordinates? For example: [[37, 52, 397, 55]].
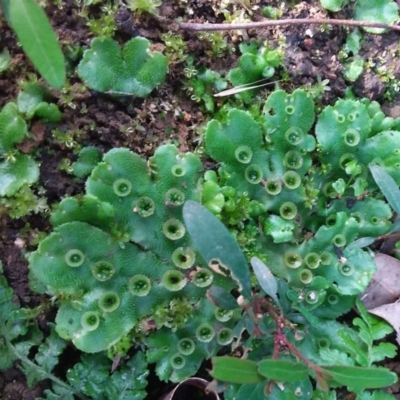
[[322, 366, 398, 392], [9, 0, 65, 88], [183, 201, 251, 298], [250, 257, 281, 307], [210, 357, 265, 384], [258, 359, 309, 382], [370, 164, 400, 214]]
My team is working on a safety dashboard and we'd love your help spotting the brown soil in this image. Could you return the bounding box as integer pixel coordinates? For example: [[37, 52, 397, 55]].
[[1, 0, 400, 398]]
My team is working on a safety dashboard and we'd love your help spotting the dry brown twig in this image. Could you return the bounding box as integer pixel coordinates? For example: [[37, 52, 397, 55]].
[[178, 18, 400, 32]]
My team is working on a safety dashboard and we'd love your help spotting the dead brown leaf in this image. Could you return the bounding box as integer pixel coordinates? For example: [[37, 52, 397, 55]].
[[368, 302, 400, 345], [360, 253, 400, 309], [161, 377, 220, 400]]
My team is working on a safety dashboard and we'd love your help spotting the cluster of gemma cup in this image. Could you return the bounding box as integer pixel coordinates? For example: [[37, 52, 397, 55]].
[[29, 89, 400, 382]]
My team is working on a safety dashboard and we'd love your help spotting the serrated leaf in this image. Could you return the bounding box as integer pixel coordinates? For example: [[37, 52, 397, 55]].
[[9, 0, 65, 88], [311, 389, 337, 400], [370, 165, 400, 214], [106, 352, 148, 400], [322, 366, 398, 392], [370, 321, 394, 341], [67, 353, 110, 396], [206, 286, 238, 310], [370, 342, 397, 364], [183, 201, 252, 298], [39, 383, 76, 400], [257, 359, 309, 382], [210, 357, 265, 384], [356, 297, 374, 327], [34, 324, 67, 373], [338, 331, 369, 367], [357, 389, 396, 400], [353, 318, 373, 347], [250, 257, 281, 307], [319, 348, 355, 366], [0, 345, 17, 370]]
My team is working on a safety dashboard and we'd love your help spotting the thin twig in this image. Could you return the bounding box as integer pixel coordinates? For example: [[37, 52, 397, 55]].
[[178, 18, 400, 32]]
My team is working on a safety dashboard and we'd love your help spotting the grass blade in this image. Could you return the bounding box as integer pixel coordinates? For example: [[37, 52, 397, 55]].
[[9, 0, 65, 88]]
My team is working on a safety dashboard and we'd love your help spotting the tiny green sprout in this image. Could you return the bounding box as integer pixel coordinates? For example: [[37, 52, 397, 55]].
[[245, 165, 263, 184], [162, 219, 186, 240], [344, 128, 361, 146], [91, 261, 115, 281], [165, 188, 185, 206], [285, 127, 304, 145], [171, 165, 186, 177], [129, 274, 151, 297], [279, 202, 297, 220], [340, 264, 354, 276], [65, 249, 85, 267], [196, 323, 215, 343], [99, 292, 120, 312], [162, 270, 187, 291], [192, 268, 213, 288], [265, 179, 282, 195], [215, 308, 234, 322], [177, 338, 195, 355], [283, 150, 303, 170], [135, 197, 155, 217], [217, 328, 234, 345], [170, 353, 186, 369], [300, 269, 313, 284], [304, 253, 320, 269], [172, 247, 196, 269], [284, 251, 302, 269], [282, 171, 301, 189], [235, 145, 253, 164], [332, 234, 347, 247], [305, 290, 319, 304], [81, 311, 100, 331], [113, 178, 132, 197]]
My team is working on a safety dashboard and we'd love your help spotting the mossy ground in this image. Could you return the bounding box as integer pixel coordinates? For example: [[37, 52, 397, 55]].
[[1, 0, 400, 398]]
